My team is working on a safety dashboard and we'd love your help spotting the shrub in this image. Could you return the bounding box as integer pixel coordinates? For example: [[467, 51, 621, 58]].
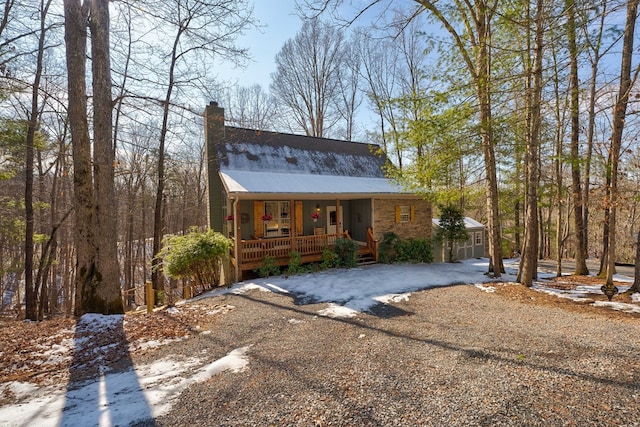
[[255, 255, 280, 278], [396, 238, 433, 263], [334, 238, 359, 268], [379, 232, 432, 264], [287, 251, 305, 275], [378, 232, 400, 264], [320, 247, 339, 269], [157, 227, 231, 289]]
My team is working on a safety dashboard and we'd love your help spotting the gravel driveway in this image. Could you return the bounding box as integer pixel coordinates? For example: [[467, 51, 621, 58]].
[[137, 283, 639, 426]]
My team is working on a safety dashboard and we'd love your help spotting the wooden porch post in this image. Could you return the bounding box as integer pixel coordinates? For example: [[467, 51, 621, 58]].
[[290, 198, 297, 252], [336, 199, 342, 235], [233, 199, 241, 283]]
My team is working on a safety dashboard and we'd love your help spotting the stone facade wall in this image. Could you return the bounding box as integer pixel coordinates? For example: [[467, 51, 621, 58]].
[[373, 198, 432, 241]]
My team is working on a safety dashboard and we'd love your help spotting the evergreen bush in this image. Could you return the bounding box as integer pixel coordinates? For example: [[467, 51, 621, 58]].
[[255, 255, 280, 277], [334, 238, 359, 268], [379, 232, 400, 263], [157, 227, 231, 289], [396, 238, 433, 263], [286, 251, 305, 275], [320, 247, 339, 269], [379, 232, 432, 264]]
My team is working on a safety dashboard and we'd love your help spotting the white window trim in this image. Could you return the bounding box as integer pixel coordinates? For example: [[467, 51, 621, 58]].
[[264, 201, 290, 237], [475, 231, 483, 246], [399, 205, 411, 223]]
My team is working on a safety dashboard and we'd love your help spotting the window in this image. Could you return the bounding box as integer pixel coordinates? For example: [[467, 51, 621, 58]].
[[329, 209, 337, 226], [399, 205, 411, 223], [263, 201, 290, 237], [475, 231, 483, 246]]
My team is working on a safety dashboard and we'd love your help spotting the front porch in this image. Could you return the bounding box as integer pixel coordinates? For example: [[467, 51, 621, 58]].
[[230, 228, 378, 275], [223, 198, 379, 279]]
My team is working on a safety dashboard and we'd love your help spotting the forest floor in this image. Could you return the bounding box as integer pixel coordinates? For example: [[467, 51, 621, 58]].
[[1, 268, 638, 392], [0, 263, 640, 426]]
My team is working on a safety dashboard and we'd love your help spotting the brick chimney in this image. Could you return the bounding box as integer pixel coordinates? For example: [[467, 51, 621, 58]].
[[205, 101, 225, 232]]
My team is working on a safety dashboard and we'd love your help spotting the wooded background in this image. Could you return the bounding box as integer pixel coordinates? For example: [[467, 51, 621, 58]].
[[1, 0, 638, 318]]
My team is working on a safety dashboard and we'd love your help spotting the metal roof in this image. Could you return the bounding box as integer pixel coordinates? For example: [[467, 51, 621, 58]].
[[432, 217, 486, 229]]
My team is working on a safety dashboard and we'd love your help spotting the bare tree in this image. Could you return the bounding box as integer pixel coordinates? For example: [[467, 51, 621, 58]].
[[356, 30, 403, 166], [581, 0, 615, 260], [602, 0, 640, 299], [138, 0, 253, 301], [23, 0, 53, 320], [270, 18, 346, 137], [64, 0, 123, 316], [218, 84, 278, 130], [549, 41, 569, 277], [335, 36, 362, 141], [63, 0, 95, 316], [416, 0, 504, 277], [89, 0, 122, 313], [566, 0, 589, 276]]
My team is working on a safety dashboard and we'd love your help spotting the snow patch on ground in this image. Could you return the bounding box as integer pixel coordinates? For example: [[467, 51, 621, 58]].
[[475, 284, 496, 293], [593, 300, 640, 314], [318, 303, 359, 318], [374, 293, 411, 304], [0, 346, 251, 427], [532, 280, 640, 314]]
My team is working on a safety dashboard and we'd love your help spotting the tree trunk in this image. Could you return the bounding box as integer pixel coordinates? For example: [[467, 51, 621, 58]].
[[24, 0, 53, 320], [519, 0, 544, 287], [603, 0, 639, 296], [583, 1, 608, 257], [475, 3, 503, 277], [630, 231, 640, 294], [88, 0, 123, 314], [566, 0, 589, 276], [414, 1, 503, 275], [151, 99, 169, 305], [551, 44, 563, 277], [152, 20, 184, 303], [64, 0, 98, 317]]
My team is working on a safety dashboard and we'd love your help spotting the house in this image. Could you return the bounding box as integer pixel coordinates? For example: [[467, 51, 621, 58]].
[[432, 217, 486, 263], [204, 101, 432, 281]]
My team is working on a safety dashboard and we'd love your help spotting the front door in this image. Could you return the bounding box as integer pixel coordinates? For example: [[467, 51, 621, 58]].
[[327, 206, 342, 235]]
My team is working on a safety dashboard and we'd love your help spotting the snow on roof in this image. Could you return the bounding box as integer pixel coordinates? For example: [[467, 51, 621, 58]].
[[432, 217, 486, 229], [213, 127, 409, 196], [216, 127, 387, 177]]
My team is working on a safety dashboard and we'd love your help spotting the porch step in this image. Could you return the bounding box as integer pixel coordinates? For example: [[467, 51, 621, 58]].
[[357, 251, 376, 266]]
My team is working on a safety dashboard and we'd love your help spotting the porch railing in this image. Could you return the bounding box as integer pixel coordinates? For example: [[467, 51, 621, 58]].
[[366, 227, 378, 262], [235, 234, 339, 264]]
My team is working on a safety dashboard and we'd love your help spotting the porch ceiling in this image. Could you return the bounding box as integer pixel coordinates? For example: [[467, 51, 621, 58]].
[[220, 170, 413, 200]]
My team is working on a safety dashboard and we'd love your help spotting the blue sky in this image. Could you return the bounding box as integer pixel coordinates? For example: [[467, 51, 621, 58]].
[[214, 0, 303, 89]]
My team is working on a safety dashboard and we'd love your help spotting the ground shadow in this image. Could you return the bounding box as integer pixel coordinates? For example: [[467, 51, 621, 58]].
[[365, 302, 413, 318], [233, 290, 640, 392], [56, 315, 156, 427]]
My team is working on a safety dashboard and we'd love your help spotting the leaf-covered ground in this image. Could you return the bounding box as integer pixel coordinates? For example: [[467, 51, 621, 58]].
[[0, 303, 230, 404], [1, 271, 637, 409]]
